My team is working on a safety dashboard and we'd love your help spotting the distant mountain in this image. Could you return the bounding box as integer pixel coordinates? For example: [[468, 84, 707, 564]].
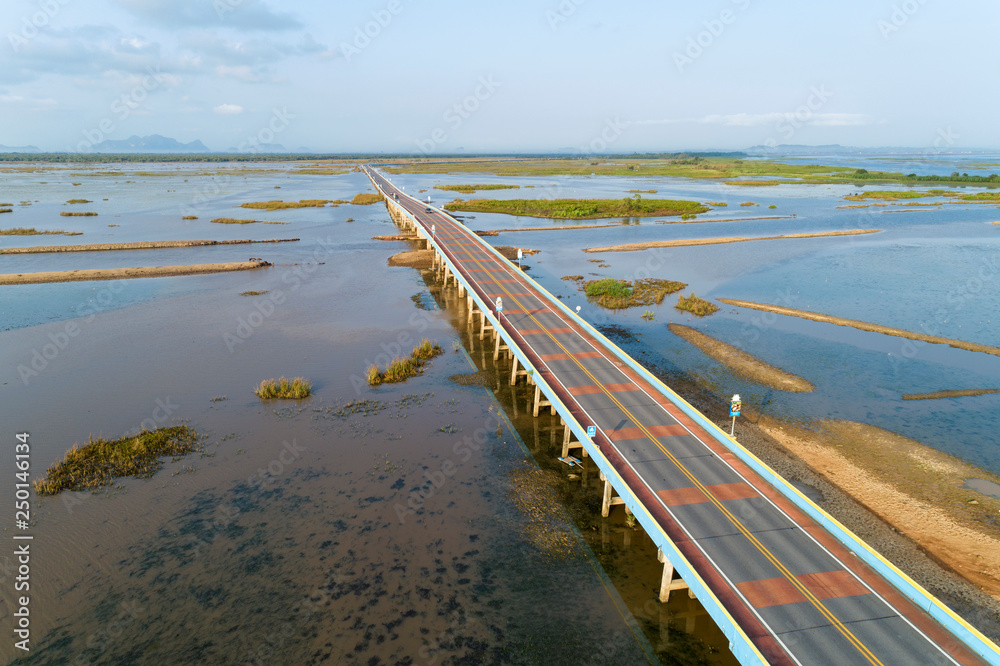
[[90, 134, 211, 153], [0, 144, 41, 153]]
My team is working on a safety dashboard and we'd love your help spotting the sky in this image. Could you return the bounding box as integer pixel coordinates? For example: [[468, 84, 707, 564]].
[[2, 0, 998, 154]]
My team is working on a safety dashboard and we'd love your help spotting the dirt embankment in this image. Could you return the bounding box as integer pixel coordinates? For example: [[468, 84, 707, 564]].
[[388, 250, 433, 269], [668, 323, 814, 392], [0, 239, 297, 255], [756, 417, 1000, 602], [719, 298, 1000, 357], [903, 389, 1000, 401], [583, 229, 880, 253], [0, 261, 271, 285]]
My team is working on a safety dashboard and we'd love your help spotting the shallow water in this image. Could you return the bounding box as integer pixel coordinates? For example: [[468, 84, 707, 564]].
[[2, 160, 998, 664]]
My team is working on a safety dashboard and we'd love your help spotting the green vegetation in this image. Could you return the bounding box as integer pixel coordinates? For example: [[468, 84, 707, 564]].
[[445, 196, 708, 220], [0, 203, 12, 206], [34, 426, 199, 496], [707, 201, 728, 206], [434, 183, 520, 193], [583, 277, 687, 309], [561, 274, 584, 281], [241, 290, 268, 296], [627, 189, 657, 193], [739, 202, 756, 207], [0, 208, 11, 214], [959, 191, 1000, 202], [254, 376, 312, 399], [211, 218, 288, 225], [675, 293, 719, 317], [0, 227, 81, 236], [367, 339, 443, 386], [66, 199, 91, 204], [351, 193, 384, 205], [845, 190, 948, 201], [383, 156, 1000, 187], [294, 167, 350, 175], [241, 199, 342, 210], [641, 310, 655, 321], [182, 215, 198, 220], [60, 211, 97, 216], [768, 205, 777, 209]]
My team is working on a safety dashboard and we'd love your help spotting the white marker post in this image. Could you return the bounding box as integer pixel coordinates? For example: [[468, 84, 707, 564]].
[[517, 248, 523, 270], [495, 297, 503, 327], [729, 394, 741, 437]]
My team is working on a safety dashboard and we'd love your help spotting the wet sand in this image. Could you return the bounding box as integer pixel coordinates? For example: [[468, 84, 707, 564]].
[[668, 323, 814, 392], [583, 229, 880, 253], [903, 389, 1000, 400], [0, 261, 271, 285], [718, 298, 1000, 357], [0, 238, 298, 255], [656, 215, 797, 225], [755, 417, 1000, 602]]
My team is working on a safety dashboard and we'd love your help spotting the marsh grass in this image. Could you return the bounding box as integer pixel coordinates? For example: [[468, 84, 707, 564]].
[[584, 277, 686, 309], [367, 339, 443, 385], [240, 290, 268, 296], [211, 218, 288, 225], [434, 184, 520, 193], [33, 426, 199, 496], [67, 199, 92, 204], [641, 310, 655, 321], [675, 293, 719, 317], [351, 193, 384, 205], [255, 376, 312, 399], [0, 227, 81, 236], [60, 211, 97, 216], [445, 197, 707, 220], [0, 208, 11, 214], [182, 215, 198, 220], [241, 199, 342, 210]]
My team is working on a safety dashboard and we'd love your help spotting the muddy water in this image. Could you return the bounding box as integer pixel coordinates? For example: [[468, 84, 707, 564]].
[[0, 166, 677, 665]]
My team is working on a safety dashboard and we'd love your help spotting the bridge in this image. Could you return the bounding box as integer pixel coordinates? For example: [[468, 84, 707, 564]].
[[363, 166, 1000, 665]]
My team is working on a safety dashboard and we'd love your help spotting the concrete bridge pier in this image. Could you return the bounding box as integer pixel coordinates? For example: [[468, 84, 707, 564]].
[[561, 419, 588, 459], [600, 471, 626, 517], [657, 550, 695, 603]]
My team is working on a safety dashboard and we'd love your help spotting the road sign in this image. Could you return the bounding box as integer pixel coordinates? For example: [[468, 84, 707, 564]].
[[517, 248, 523, 260], [495, 297, 503, 313], [730, 394, 741, 417], [586, 425, 596, 438], [431, 224, 435, 235]]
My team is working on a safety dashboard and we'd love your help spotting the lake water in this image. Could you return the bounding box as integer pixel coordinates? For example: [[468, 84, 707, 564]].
[[1, 159, 997, 664]]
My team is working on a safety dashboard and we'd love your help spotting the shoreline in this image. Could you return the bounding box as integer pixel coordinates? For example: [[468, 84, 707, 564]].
[[0, 261, 271, 285], [583, 229, 880, 253], [668, 323, 814, 392], [718, 298, 1000, 357], [753, 417, 1000, 602], [903, 388, 1000, 400], [0, 238, 298, 254]]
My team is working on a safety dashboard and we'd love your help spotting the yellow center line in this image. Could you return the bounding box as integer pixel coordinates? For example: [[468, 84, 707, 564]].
[[427, 207, 884, 666]]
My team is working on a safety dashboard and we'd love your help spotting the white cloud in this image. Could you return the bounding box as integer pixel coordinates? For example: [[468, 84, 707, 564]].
[[213, 103, 244, 115]]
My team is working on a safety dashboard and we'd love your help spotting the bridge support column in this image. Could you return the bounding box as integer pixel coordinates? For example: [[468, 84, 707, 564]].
[[657, 550, 695, 603], [600, 471, 625, 517], [479, 311, 494, 341], [561, 422, 588, 459], [510, 357, 529, 385], [532, 385, 552, 418], [493, 332, 510, 361]]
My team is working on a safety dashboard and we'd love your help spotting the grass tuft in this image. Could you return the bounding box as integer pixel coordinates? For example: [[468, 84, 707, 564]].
[[254, 376, 312, 399], [0, 227, 82, 236], [211, 218, 288, 225], [367, 339, 443, 385], [675, 293, 719, 317], [67, 199, 92, 204], [33, 426, 199, 496], [60, 211, 97, 216], [182, 215, 198, 220], [0, 208, 11, 214], [351, 193, 384, 205], [241, 200, 340, 210], [583, 277, 686, 309], [240, 290, 268, 296], [434, 184, 520, 193]]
